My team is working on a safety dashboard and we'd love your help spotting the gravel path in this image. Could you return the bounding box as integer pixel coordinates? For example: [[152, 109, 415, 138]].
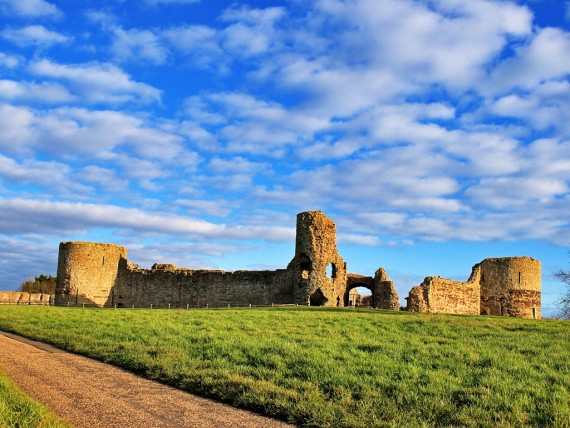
[[0, 331, 295, 427]]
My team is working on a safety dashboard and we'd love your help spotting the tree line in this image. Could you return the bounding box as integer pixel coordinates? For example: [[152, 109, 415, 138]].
[[19, 274, 57, 295]]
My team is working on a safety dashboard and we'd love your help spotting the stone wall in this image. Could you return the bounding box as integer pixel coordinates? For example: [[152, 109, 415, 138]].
[[479, 257, 541, 319], [373, 268, 400, 310], [52, 212, 540, 319], [0, 292, 53, 305], [406, 257, 541, 319], [114, 261, 292, 308], [56, 242, 127, 306], [407, 274, 480, 315]]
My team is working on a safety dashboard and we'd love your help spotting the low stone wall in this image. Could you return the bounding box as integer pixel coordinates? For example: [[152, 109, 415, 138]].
[[113, 261, 293, 308], [0, 292, 53, 305]]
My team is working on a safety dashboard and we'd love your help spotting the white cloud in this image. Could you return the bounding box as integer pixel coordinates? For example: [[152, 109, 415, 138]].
[[0, 0, 60, 18], [1, 25, 69, 47], [110, 27, 168, 65], [0, 198, 295, 241], [163, 25, 225, 70], [465, 177, 568, 209], [488, 81, 570, 136], [220, 6, 285, 57], [487, 27, 570, 94], [174, 199, 233, 217], [34, 108, 182, 160], [0, 53, 20, 68], [29, 59, 161, 104], [0, 154, 70, 185], [0, 79, 74, 103], [75, 166, 128, 192], [247, 0, 534, 120], [207, 156, 268, 175], [0, 104, 36, 153], [183, 92, 329, 155]]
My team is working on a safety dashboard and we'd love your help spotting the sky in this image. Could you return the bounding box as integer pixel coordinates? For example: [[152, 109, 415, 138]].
[[0, 0, 569, 317]]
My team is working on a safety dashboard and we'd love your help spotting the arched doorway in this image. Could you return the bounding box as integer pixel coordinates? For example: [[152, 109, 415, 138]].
[[345, 275, 375, 308], [344, 284, 373, 307]]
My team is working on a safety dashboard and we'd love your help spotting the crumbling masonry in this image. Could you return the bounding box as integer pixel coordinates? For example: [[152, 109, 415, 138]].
[[55, 211, 541, 319]]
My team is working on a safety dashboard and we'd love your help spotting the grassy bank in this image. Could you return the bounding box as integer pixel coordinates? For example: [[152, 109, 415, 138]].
[[0, 368, 71, 428], [0, 306, 568, 427]]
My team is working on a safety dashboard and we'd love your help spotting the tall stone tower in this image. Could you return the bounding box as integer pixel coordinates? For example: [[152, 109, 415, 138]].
[[479, 257, 541, 319], [56, 242, 126, 307], [287, 211, 347, 306]]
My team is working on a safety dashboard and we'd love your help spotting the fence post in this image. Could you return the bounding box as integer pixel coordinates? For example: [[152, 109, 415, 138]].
[[249, 303, 252, 308], [228, 303, 230, 308], [168, 303, 171, 309], [151, 304, 153, 309], [186, 304, 189, 309]]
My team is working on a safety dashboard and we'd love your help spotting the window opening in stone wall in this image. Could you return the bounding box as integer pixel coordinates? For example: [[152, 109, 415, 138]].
[[300, 261, 311, 280], [102, 256, 105, 266], [326, 263, 337, 279], [481, 272, 484, 283], [299, 254, 311, 280], [532, 307, 536, 319], [309, 288, 328, 306], [518, 272, 521, 284]]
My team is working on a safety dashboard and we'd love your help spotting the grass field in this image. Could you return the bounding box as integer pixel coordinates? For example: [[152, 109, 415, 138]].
[[0, 306, 568, 427], [0, 368, 72, 428]]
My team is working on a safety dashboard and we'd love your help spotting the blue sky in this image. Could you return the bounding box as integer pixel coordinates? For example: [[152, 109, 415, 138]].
[[0, 0, 569, 316]]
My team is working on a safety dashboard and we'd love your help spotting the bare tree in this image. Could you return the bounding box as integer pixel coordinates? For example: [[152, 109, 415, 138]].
[[555, 267, 570, 319]]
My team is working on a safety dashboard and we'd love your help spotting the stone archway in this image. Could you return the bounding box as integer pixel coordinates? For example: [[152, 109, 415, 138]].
[[345, 274, 375, 308]]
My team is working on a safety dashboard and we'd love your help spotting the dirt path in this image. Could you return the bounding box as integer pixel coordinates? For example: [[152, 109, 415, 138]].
[[0, 331, 294, 427]]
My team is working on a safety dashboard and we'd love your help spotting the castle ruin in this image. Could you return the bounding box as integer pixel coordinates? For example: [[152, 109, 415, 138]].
[[54, 211, 541, 319]]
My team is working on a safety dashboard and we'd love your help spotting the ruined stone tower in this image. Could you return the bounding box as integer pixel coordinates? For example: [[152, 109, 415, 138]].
[[56, 242, 126, 307], [479, 257, 541, 319], [287, 211, 347, 306], [406, 256, 541, 319]]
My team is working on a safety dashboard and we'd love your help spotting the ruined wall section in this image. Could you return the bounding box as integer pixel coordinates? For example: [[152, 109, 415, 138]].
[[479, 257, 541, 319], [374, 268, 400, 310], [287, 211, 347, 306], [115, 261, 292, 308], [56, 242, 127, 307], [406, 265, 481, 315], [0, 292, 53, 305]]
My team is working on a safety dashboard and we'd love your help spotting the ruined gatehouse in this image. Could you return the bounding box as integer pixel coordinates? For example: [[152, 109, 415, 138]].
[[55, 210, 541, 319]]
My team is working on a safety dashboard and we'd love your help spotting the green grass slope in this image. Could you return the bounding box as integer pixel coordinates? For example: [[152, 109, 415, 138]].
[[0, 306, 568, 427], [0, 368, 72, 428]]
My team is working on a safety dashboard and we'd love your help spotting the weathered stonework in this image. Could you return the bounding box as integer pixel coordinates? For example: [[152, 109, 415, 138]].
[[53, 211, 540, 319], [0, 292, 53, 305], [56, 242, 126, 306], [479, 257, 541, 319], [287, 211, 348, 307], [374, 268, 400, 311], [406, 257, 541, 319]]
